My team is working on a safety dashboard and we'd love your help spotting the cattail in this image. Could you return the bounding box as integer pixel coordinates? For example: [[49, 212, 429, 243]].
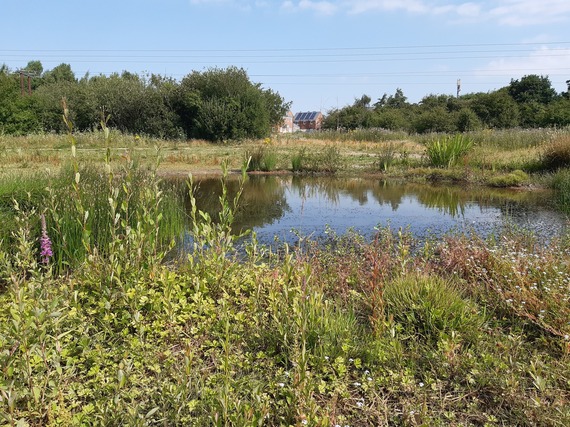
[[40, 214, 53, 264]]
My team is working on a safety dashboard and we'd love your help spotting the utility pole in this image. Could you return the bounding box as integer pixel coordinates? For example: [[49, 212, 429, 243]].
[[18, 70, 35, 96], [456, 79, 461, 98]]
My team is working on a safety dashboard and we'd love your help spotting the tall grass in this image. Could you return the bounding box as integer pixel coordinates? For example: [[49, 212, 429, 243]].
[[302, 128, 409, 143]]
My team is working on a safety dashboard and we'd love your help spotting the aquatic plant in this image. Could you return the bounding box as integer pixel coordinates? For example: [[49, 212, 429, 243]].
[[425, 134, 473, 168]]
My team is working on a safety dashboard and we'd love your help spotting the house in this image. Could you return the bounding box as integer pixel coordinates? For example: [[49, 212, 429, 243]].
[[277, 110, 296, 133], [294, 111, 323, 131]]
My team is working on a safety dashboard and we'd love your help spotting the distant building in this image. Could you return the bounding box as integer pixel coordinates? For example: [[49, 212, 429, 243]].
[[294, 111, 323, 131], [278, 110, 296, 133]]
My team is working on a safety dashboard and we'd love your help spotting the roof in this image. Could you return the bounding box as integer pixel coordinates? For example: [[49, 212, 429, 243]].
[[294, 111, 320, 122]]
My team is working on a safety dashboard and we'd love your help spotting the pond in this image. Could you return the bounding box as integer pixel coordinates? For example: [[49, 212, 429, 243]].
[[174, 174, 568, 248]]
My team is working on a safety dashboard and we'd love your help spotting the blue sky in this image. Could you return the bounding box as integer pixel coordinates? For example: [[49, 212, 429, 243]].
[[2, 0, 569, 112]]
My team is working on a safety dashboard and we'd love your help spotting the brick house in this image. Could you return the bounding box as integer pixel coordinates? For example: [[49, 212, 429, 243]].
[[277, 110, 296, 133], [294, 111, 323, 131]]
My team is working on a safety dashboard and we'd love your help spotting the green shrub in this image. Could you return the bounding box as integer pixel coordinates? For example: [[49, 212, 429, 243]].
[[425, 134, 473, 168], [487, 169, 529, 187]]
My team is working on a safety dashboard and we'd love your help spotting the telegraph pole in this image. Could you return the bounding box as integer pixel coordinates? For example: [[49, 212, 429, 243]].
[[456, 79, 461, 98], [17, 70, 35, 95]]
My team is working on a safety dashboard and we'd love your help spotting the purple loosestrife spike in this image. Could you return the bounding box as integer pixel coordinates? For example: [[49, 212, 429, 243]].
[[40, 214, 53, 264]]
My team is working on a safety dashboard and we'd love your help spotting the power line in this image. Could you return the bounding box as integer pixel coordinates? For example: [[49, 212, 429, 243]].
[[2, 40, 569, 52]]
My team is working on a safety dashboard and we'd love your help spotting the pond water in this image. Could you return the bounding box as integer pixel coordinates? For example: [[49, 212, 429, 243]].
[[174, 175, 568, 248]]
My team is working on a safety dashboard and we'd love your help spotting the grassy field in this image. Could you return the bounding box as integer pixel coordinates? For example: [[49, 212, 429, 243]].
[[1, 128, 570, 425], [1, 127, 565, 179]]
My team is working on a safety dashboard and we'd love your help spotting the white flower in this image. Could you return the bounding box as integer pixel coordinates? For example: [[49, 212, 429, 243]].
[[278, 382, 285, 388], [419, 382, 424, 387], [301, 420, 308, 425]]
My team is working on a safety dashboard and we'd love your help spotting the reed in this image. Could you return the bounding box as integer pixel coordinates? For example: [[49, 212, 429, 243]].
[[425, 134, 473, 168]]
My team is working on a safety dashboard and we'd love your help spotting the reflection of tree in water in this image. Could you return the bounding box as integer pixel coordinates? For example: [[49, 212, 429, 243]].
[[172, 175, 289, 232], [290, 176, 341, 205], [412, 184, 552, 218]]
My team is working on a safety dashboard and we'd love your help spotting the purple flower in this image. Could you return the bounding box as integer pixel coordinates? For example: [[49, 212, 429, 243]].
[[40, 214, 53, 264]]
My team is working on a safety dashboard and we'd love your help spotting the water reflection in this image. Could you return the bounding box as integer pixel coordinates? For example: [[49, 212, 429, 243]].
[[170, 175, 567, 245]]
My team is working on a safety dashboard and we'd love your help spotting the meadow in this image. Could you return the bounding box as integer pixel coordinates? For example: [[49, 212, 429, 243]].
[[1, 127, 570, 425]]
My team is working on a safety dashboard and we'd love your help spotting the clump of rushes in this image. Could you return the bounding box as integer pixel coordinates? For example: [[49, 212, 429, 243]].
[[425, 134, 473, 167], [246, 144, 278, 171]]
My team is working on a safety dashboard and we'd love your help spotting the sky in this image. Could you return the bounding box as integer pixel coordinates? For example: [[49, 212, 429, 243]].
[[1, 0, 570, 112]]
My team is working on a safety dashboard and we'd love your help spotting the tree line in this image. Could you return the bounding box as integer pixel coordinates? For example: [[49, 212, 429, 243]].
[[0, 61, 290, 141], [2, 62, 569, 139], [324, 75, 570, 133]]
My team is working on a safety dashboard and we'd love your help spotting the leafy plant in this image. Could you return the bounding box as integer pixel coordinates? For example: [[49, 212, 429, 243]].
[[425, 134, 473, 168]]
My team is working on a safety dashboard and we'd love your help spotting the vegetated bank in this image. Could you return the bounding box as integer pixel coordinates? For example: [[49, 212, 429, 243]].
[[1, 132, 570, 425]]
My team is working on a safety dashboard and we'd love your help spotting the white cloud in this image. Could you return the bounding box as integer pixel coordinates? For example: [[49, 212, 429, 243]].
[[349, 0, 429, 14], [475, 47, 570, 92], [489, 0, 570, 26], [194, 0, 570, 25], [281, 0, 338, 15], [433, 2, 481, 18]]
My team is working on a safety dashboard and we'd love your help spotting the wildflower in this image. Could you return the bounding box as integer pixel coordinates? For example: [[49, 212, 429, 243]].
[[419, 382, 424, 388], [40, 214, 53, 264], [278, 382, 285, 388], [301, 420, 308, 425], [356, 401, 363, 408]]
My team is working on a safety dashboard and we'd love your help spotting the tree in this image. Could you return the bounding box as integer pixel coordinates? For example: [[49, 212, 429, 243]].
[[178, 67, 288, 141], [43, 63, 76, 85], [507, 74, 557, 105], [24, 60, 43, 76], [0, 71, 40, 134], [353, 94, 371, 108], [470, 90, 520, 128]]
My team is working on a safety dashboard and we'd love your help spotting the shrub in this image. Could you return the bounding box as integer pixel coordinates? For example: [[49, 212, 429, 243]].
[[425, 134, 473, 168]]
